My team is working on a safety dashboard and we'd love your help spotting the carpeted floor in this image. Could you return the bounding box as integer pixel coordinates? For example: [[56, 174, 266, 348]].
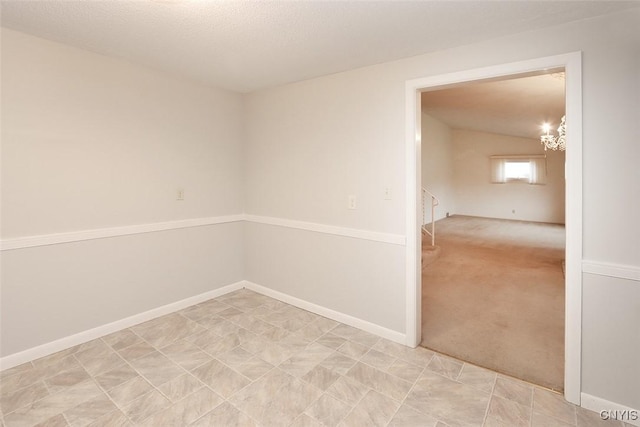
[[421, 215, 565, 391]]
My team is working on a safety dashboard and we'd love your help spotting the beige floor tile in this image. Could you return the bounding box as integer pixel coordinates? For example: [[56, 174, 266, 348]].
[[279, 343, 334, 378], [157, 374, 204, 403], [361, 349, 397, 370], [190, 359, 250, 399], [279, 333, 313, 353], [305, 393, 352, 427], [336, 341, 369, 359], [94, 365, 138, 391], [45, 364, 91, 394], [532, 411, 575, 427], [330, 325, 380, 348], [63, 393, 117, 426], [484, 394, 531, 427], [315, 333, 347, 350], [426, 354, 464, 380], [386, 359, 424, 383], [388, 404, 439, 427], [76, 352, 125, 377], [189, 401, 257, 427], [229, 368, 293, 419], [235, 357, 274, 381], [32, 349, 79, 372], [338, 389, 399, 427], [217, 347, 254, 368], [1, 369, 50, 397], [325, 376, 370, 407], [201, 333, 242, 356], [296, 319, 339, 342], [373, 339, 435, 367], [32, 414, 68, 427], [198, 316, 241, 336], [3, 379, 102, 427], [137, 387, 222, 426], [261, 325, 290, 342], [456, 363, 497, 394], [404, 370, 490, 427], [101, 330, 142, 351], [0, 381, 49, 415], [0, 363, 34, 383], [128, 351, 185, 388], [107, 376, 154, 408], [533, 388, 577, 425], [115, 342, 155, 363], [131, 313, 204, 348], [121, 389, 169, 423], [302, 366, 341, 391], [493, 375, 533, 407], [289, 413, 324, 427], [85, 410, 131, 427], [320, 352, 357, 376], [255, 341, 296, 366], [261, 377, 322, 426], [344, 362, 413, 402]]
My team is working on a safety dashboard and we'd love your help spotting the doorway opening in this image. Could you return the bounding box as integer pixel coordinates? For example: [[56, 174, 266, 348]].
[[404, 53, 583, 405], [419, 72, 566, 391]]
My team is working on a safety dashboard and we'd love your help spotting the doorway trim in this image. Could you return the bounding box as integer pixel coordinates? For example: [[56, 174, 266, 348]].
[[404, 52, 583, 405]]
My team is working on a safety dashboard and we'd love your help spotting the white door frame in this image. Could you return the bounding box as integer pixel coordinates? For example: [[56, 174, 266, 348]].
[[404, 52, 583, 405]]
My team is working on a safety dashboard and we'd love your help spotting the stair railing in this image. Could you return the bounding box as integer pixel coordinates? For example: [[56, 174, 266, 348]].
[[422, 188, 440, 246]]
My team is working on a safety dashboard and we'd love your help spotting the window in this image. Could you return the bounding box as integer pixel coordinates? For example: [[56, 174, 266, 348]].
[[490, 155, 546, 185]]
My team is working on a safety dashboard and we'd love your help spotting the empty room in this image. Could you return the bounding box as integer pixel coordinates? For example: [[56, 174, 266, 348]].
[[1, 2, 639, 426], [420, 73, 567, 393]]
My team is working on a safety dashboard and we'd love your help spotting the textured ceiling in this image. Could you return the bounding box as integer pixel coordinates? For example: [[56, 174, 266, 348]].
[[422, 73, 566, 139], [1, 1, 638, 93]]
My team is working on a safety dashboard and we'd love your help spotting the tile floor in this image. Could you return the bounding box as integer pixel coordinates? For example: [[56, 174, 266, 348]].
[[0, 289, 630, 427]]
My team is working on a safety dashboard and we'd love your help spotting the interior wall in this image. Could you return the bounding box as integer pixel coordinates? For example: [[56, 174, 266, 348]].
[[0, 29, 245, 357], [244, 9, 640, 410], [420, 113, 455, 222], [452, 129, 566, 224], [1, 8, 639, 412]]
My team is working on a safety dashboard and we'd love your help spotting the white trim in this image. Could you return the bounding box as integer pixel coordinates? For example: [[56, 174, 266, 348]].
[[244, 214, 406, 246], [244, 281, 406, 345], [0, 215, 244, 251], [405, 52, 583, 405], [582, 261, 640, 282], [581, 393, 640, 427], [0, 214, 405, 251], [0, 281, 245, 370]]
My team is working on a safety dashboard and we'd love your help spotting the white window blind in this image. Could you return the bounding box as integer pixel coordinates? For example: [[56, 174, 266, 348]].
[[490, 155, 547, 185]]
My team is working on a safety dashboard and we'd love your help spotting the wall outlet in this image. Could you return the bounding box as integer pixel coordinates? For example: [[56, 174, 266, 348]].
[[177, 189, 185, 201], [384, 187, 392, 200], [512, 209, 516, 214], [446, 212, 450, 217], [348, 195, 357, 210]]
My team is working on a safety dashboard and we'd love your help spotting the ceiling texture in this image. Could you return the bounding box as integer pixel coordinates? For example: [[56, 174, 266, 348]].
[[1, 1, 638, 93], [1, 1, 637, 139]]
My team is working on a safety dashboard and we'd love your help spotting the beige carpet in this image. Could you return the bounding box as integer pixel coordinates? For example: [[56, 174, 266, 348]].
[[421, 215, 565, 391]]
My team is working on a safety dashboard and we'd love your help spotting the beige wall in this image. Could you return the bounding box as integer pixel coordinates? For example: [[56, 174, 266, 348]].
[[0, 29, 245, 356], [452, 129, 566, 224], [1, 7, 639, 411], [421, 114, 455, 222], [244, 10, 640, 409]]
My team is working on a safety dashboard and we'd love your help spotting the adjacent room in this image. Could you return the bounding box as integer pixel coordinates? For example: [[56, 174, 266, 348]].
[[1, 2, 639, 426], [419, 72, 567, 392]]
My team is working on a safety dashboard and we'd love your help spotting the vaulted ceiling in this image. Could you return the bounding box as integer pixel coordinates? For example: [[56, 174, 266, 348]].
[[421, 72, 566, 140], [1, 1, 637, 93]]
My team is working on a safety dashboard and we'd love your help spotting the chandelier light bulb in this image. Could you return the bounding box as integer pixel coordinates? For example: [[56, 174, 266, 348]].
[[540, 115, 566, 151]]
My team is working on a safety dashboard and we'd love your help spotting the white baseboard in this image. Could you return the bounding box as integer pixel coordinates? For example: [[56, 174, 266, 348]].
[[1, 279, 408, 371], [581, 393, 640, 427], [0, 281, 245, 370], [243, 281, 406, 345]]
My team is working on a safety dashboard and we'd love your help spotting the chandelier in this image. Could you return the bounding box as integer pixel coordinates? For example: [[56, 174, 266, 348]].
[[541, 115, 566, 151]]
